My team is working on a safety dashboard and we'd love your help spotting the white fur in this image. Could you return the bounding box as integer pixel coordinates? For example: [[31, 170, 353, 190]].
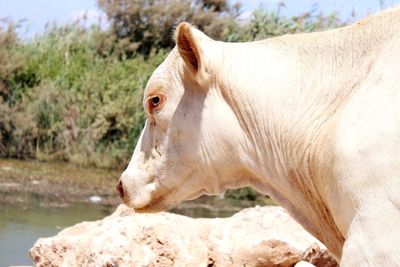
[[119, 7, 400, 265]]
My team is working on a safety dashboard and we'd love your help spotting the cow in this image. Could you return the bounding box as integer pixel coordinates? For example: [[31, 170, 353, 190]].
[[116, 7, 400, 266]]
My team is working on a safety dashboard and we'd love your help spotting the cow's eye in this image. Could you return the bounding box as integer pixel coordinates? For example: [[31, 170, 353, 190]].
[[148, 94, 165, 114], [151, 96, 160, 106]]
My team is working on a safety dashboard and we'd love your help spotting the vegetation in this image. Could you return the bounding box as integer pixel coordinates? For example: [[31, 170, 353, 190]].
[[97, 0, 241, 56], [0, 0, 344, 170]]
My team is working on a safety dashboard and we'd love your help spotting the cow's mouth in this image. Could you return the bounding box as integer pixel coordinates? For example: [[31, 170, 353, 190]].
[[131, 188, 206, 213], [132, 200, 169, 213]]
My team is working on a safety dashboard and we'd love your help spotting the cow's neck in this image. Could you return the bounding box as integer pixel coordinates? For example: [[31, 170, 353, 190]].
[[216, 20, 392, 256]]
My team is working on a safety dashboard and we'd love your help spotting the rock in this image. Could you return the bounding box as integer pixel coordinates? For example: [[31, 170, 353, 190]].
[[0, 182, 19, 188], [303, 243, 339, 267], [88, 195, 102, 203], [294, 261, 317, 267], [30, 205, 338, 267], [1, 166, 13, 171], [226, 239, 302, 266]]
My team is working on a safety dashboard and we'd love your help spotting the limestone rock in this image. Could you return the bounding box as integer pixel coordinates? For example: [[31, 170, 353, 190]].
[[303, 243, 339, 267], [30, 205, 338, 267], [294, 261, 317, 267]]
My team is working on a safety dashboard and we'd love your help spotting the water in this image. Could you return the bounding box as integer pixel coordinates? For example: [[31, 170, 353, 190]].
[[0, 202, 112, 267]]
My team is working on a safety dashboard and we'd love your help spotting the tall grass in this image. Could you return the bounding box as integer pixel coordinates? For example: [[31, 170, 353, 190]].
[[0, 6, 343, 169], [1, 25, 168, 168]]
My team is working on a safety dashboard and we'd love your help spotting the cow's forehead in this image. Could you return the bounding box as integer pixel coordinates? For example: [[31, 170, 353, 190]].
[[144, 49, 180, 97], [144, 65, 169, 97]]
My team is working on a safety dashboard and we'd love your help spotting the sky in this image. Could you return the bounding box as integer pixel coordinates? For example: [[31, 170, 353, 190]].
[[1, 0, 399, 39]]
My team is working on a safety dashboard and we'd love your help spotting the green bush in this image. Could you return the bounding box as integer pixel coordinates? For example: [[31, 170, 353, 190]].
[[236, 5, 343, 41], [0, 24, 168, 168], [0, 23, 22, 103], [225, 187, 262, 201], [0, 3, 344, 169], [97, 0, 240, 57]]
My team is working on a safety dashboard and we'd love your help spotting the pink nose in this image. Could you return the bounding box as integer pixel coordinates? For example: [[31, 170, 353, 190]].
[[116, 180, 125, 199]]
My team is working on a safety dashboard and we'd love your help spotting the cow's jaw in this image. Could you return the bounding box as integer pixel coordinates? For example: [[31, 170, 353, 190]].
[[132, 188, 206, 213]]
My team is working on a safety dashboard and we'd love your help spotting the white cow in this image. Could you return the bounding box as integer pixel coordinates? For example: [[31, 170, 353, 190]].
[[117, 7, 400, 265]]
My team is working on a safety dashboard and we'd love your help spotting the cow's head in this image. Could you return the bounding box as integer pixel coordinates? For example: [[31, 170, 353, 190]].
[[117, 23, 248, 212]]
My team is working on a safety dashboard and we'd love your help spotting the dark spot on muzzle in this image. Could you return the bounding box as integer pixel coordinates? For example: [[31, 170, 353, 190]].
[[116, 180, 124, 199]]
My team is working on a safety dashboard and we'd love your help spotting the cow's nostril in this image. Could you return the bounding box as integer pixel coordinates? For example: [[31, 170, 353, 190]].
[[116, 180, 125, 198]]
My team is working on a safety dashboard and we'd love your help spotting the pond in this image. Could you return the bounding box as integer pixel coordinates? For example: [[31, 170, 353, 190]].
[[0, 159, 271, 266], [0, 202, 111, 267]]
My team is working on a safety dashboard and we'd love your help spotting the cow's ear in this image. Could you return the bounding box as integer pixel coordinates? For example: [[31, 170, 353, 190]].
[[175, 22, 205, 76]]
